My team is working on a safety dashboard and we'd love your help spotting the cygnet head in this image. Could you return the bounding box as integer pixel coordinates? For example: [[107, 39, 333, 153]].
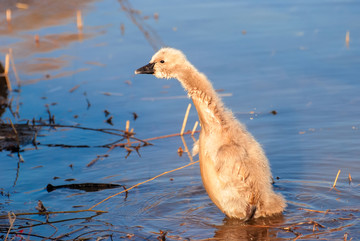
[[135, 47, 188, 79]]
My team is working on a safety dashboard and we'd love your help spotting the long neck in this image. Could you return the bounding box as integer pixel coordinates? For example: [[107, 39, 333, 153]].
[[177, 65, 230, 132]]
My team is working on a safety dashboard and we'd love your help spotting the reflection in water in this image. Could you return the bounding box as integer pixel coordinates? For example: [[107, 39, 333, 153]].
[[0, 0, 98, 83], [1, 0, 359, 239], [214, 216, 285, 240], [118, 0, 164, 51], [5, 33, 94, 59], [0, 62, 8, 117], [0, 0, 97, 35]]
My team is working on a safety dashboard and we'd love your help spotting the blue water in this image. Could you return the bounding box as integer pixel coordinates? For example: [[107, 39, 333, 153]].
[[1, 0, 359, 240]]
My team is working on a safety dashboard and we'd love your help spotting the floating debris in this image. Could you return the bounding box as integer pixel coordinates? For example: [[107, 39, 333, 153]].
[[83, 92, 91, 109], [132, 112, 138, 121], [35, 200, 47, 212], [69, 85, 80, 93], [177, 147, 183, 157], [87, 154, 109, 167], [345, 30, 350, 47], [154, 12, 159, 20], [120, 23, 125, 35], [348, 173, 352, 184], [35, 34, 40, 45], [105, 116, 113, 125]]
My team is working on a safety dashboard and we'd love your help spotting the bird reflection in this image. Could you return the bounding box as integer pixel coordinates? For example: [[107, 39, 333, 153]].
[[213, 215, 285, 240]]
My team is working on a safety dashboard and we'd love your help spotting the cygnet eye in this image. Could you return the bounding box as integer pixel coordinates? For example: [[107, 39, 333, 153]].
[[160, 60, 165, 63]]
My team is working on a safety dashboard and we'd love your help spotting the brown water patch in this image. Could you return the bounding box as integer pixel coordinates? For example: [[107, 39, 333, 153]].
[[17, 56, 69, 73], [0, 0, 98, 35]]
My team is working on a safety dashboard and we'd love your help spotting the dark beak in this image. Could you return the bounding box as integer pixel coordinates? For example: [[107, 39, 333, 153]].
[[135, 62, 155, 74]]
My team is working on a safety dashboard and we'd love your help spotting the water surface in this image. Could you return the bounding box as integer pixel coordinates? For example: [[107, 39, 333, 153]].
[[1, 0, 359, 240]]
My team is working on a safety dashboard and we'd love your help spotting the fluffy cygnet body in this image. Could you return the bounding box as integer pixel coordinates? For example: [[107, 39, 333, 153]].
[[135, 48, 286, 220]]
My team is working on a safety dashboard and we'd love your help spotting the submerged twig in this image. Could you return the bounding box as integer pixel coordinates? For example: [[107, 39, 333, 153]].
[[89, 160, 199, 210], [55, 226, 87, 240], [0, 209, 106, 219]]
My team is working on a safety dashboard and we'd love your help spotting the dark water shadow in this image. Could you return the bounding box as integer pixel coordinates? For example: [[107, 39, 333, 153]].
[[0, 62, 8, 117]]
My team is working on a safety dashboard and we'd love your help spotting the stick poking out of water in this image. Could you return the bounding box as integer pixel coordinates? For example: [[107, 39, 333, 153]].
[[126, 120, 130, 133], [4, 54, 12, 91], [191, 121, 199, 136], [6, 9, 11, 23], [77, 10, 83, 30], [331, 169, 341, 190], [180, 103, 191, 136]]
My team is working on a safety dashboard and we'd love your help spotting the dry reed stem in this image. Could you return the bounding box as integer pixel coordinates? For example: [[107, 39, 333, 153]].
[[89, 160, 199, 210], [191, 121, 199, 136], [8, 49, 20, 87], [109, 130, 200, 149], [4, 212, 16, 241], [4, 53, 12, 91], [331, 169, 341, 190], [77, 10, 83, 29], [6, 9, 11, 23], [180, 103, 191, 135], [140, 130, 199, 141]]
